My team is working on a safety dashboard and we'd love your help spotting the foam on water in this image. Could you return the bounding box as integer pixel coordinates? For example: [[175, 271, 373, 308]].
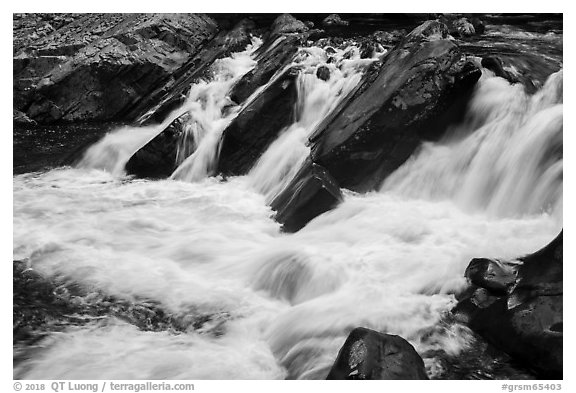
[[13, 172, 560, 379], [78, 38, 262, 178], [13, 51, 562, 379], [248, 45, 379, 201], [383, 70, 563, 219]]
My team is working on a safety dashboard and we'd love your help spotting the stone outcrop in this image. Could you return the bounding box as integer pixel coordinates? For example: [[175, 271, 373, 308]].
[[455, 231, 563, 378], [270, 160, 343, 232], [130, 19, 255, 125], [308, 20, 480, 193], [125, 112, 195, 178], [218, 67, 300, 176], [270, 20, 482, 231], [327, 327, 428, 379], [450, 18, 476, 37], [229, 33, 306, 105], [322, 14, 350, 28], [14, 14, 219, 124], [270, 14, 309, 36]]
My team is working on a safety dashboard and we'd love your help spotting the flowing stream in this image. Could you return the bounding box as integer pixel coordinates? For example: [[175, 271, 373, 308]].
[[13, 38, 562, 379]]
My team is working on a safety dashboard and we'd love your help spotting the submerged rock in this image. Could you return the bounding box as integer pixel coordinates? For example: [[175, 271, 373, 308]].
[[218, 67, 300, 176], [270, 159, 343, 232], [14, 14, 219, 124], [326, 327, 428, 379], [125, 112, 195, 178], [455, 231, 563, 378], [13, 259, 228, 350]]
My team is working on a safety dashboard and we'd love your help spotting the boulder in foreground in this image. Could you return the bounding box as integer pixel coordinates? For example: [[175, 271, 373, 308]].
[[326, 327, 428, 379]]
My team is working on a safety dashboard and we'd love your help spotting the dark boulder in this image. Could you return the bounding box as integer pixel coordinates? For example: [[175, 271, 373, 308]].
[[322, 14, 350, 28], [405, 19, 449, 40], [326, 327, 428, 380], [359, 43, 376, 59], [267, 20, 482, 231], [229, 33, 305, 105], [450, 18, 476, 37], [125, 112, 196, 178], [465, 258, 519, 295], [316, 65, 330, 81], [270, 159, 343, 233], [357, 30, 405, 59], [218, 67, 300, 176], [371, 30, 407, 48], [325, 46, 336, 55], [481, 56, 520, 85], [470, 17, 485, 35], [308, 20, 482, 192], [439, 14, 484, 37], [270, 14, 309, 36], [13, 14, 219, 124], [455, 231, 563, 378]]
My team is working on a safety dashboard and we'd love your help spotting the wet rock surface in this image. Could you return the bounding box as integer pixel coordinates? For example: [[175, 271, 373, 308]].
[[265, 20, 485, 230], [455, 231, 563, 378], [270, 160, 343, 232], [130, 19, 256, 125], [125, 113, 196, 178], [218, 67, 300, 176], [326, 327, 428, 379], [307, 21, 482, 192], [322, 14, 350, 28], [229, 33, 306, 105], [270, 14, 309, 36], [14, 14, 219, 124]]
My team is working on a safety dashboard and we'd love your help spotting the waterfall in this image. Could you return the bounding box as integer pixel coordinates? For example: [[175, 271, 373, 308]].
[[248, 45, 380, 201], [14, 36, 562, 380], [171, 45, 382, 184], [382, 70, 563, 219], [77, 37, 262, 176]]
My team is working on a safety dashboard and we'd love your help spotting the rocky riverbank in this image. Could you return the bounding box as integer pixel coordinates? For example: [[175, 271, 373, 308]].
[[13, 13, 562, 380]]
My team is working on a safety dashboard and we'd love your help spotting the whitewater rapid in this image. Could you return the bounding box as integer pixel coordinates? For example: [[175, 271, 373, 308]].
[[13, 41, 562, 379]]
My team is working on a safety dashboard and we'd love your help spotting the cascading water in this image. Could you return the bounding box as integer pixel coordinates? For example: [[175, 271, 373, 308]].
[[248, 45, 381, 201], [13, 39, 562, 380], [383, 69, 563, 219], [77, 37, 262, 177]]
